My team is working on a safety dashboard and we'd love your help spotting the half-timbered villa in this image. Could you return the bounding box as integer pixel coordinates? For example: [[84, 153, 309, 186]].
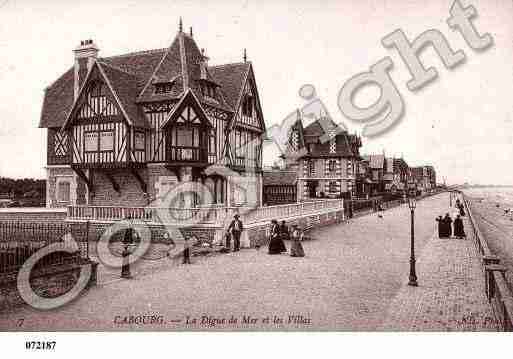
[[40, 22, 265, 209], [361, 153, 387, 195]]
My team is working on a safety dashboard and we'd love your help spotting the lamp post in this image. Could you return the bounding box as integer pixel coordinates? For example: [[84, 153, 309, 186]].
[[408, 193, 418, 286]]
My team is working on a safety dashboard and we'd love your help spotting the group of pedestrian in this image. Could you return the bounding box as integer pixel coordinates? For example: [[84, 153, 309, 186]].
[[268, 219, 305, 257], [436, 213, 466, 239], [455, 198, 466, 217], [223, 215, 306, 257]]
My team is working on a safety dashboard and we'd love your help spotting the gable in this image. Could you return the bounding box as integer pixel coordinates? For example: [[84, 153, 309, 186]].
[[161, 89, 212, 129], [62, 64, 125, 128], [62, 62, 148, 130], [234, 66, 265, 131], [76, 81, 120, 120]]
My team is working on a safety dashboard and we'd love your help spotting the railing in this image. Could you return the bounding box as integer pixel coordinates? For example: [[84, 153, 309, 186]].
[[463, 195, 513, 331], [242, 199, 344, 224], [68, 199, 345, 226], [167, 146, 206, 162], [68, 205, 223, 224], [0, 221, 89, 275]]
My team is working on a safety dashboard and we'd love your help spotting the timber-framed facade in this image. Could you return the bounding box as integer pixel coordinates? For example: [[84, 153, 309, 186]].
[[40, 22, 265, 208]]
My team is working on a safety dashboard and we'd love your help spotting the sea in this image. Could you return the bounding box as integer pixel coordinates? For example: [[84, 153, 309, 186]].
[[464, 187, 513, 208]]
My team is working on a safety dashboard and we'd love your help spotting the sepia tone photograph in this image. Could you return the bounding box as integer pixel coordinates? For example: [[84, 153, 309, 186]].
[[1, 0, 513, 353]]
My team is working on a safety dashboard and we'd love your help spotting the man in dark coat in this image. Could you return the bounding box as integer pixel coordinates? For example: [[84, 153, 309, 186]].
[[454, 214, 466, 238], [227, 214, 243, 252]]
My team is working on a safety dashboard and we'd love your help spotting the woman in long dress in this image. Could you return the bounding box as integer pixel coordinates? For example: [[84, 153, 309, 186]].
[[436, 216, 444, 238], [277, 220, 288, 253], [268, 220, 282, 255], [290, 225, 305, 257], [453, 214, 466, 238], [443, 213, 453, 238]]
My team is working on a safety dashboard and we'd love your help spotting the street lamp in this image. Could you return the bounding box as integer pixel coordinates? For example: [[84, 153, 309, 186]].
[[408, 193, 418, 286]]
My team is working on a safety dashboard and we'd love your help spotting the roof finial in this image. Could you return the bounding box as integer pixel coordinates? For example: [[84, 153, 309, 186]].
[[243, 48, 247, 63], [190, 27, 193, 37], [179, 17, 183, 32]]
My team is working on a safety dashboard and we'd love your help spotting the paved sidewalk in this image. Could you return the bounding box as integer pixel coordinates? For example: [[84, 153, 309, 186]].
[[381, 201, 498, 331], [0, 193, 498, 331]]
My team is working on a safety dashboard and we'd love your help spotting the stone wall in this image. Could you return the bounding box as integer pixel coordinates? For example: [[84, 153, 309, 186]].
[[89, 169, 149, 207], [87, 222, 215, 245]]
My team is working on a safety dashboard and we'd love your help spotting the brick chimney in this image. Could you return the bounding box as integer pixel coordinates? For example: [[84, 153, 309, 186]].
[[73, 39, 99, 99]]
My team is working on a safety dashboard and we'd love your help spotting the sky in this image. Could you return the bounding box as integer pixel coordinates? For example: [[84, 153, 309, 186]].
[[0, 0, 511, 185]]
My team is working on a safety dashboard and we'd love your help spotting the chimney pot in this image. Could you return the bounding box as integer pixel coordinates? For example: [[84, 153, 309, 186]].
[[73, 39, 99, 99]]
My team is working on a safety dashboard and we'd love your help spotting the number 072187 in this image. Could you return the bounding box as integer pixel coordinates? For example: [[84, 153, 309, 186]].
[[25, 341, 56, 350]]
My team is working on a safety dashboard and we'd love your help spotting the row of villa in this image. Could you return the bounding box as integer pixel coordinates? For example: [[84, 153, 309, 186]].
[[262, 117, 437, 206], [38, 23, 436, 235]]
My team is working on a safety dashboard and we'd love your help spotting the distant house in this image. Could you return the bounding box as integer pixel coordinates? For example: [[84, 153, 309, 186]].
[[0, 191, 15, 208], [355, 157, 373, 198], [394, 158, 410, 188], [283, 115, 362, 200], [362, 154, 387, 195], [410, 165, 436, 193], [262, 170, 297, 206], [384, 157, 409, 193]]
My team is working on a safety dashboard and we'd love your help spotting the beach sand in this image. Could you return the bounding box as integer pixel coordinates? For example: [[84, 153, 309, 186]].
[[465, 188, 513, 290]]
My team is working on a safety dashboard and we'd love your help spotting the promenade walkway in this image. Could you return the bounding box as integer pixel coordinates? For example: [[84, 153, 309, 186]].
[[0, 193, 497, 331], [381, 196, 497, 331]]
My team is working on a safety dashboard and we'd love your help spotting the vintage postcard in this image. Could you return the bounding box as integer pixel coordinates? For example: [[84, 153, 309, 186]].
[[1, 0, 513, 353]]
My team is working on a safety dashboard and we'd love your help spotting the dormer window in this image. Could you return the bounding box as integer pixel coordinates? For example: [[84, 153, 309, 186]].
[[154, 82, 173, 94], [242, 95, 253, 117], [201, 83, 217, 102]]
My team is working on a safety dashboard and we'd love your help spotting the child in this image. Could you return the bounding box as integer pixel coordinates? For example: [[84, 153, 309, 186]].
[[224, 231, 232, 251], [290, 225, 305, 257], [183, 236, 192, 264]]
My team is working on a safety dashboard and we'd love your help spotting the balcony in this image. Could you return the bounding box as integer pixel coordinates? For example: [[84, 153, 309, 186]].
[[167, 146, 207, 164]]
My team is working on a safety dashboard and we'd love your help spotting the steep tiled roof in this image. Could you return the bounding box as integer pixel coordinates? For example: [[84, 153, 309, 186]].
[[394, 158, 408, 170], [301, 118, 356, 158], [40, 32, 247, 128], [101, 48, 167, 90], [39, 67, 75, 128], [98, 62, 148, 128], [263, 170, 297, 186], [208, 62, 250, 109], [136, 33, 232, 112]]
